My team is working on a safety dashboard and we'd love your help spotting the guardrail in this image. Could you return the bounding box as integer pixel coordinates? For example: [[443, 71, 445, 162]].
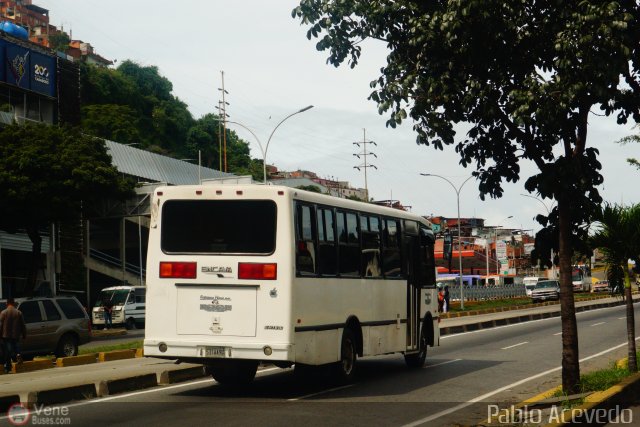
[[448, 284, 526, 301], [89, 249, 146, 278]]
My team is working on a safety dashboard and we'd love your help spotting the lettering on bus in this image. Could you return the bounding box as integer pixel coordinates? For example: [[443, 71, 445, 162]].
[[199, 295, 232, 312]]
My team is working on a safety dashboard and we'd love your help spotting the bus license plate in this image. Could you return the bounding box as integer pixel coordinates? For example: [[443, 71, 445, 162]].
[[198, 346, 227, 358]]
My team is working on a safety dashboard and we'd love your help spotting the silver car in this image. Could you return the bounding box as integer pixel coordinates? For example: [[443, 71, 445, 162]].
[[0, 296, 91, 358], [531, 280, 560, 303]]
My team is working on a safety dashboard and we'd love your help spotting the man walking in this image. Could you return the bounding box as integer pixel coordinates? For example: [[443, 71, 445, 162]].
[[0, 298, 27, 373]]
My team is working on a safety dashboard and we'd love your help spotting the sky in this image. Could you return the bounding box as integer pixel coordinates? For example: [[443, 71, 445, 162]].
[[36, 0, 640, 234]]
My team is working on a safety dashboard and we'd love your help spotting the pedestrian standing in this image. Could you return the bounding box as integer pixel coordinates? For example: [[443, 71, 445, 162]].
[[443, 286, 450, 313], [0, 298, 27, 373], [102, 297, 114, 329]]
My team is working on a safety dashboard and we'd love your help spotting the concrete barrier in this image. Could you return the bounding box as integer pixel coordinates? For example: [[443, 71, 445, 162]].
[[97, 373, 157, 396], [98, 349, 136, 362], [12, 359, 53, 374], [32, 384, 98, 406], [0, 394, 21, 412], [56, 353, 98, 367], [158, 366, 206, 385]]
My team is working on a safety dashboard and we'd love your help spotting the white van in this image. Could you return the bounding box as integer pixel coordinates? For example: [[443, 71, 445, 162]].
[[92, 286, 146, 330], [523, 277, 547, 296]]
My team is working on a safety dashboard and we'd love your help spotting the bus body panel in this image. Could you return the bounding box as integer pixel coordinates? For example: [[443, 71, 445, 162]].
[[144, 184, 439, 369]]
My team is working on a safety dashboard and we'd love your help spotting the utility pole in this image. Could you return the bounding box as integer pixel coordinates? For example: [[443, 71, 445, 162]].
[[217, 71, 230, 172], [353, 128, 377, 200]]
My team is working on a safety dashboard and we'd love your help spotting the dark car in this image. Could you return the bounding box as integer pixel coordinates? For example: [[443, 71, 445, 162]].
[[531, 280, 560, 303], [0, 296, 91, 358]]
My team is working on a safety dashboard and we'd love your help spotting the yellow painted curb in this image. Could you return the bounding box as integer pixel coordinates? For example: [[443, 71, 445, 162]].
[[135, 348, 144, 358], [98, 349, 136, 362], [56, 353, 98, 367], [12, 359, 54, 373]]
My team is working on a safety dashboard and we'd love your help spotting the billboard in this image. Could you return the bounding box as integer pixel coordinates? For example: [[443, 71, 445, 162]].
[[1, 37, 56, 97], [30, 52, 56, 97]]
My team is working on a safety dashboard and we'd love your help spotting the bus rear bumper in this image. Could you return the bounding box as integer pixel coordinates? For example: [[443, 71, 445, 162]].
[[143, 339, 294, 362]]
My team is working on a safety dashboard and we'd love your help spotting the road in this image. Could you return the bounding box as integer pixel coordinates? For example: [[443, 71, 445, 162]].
[[18, 304, 640, 427]]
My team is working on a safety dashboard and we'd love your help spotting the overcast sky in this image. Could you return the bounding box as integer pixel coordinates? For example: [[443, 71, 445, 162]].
[[37, 0, 640, 233]]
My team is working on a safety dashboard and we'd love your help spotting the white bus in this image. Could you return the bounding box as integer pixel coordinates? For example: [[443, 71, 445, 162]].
[[143, 184, 440, 385]]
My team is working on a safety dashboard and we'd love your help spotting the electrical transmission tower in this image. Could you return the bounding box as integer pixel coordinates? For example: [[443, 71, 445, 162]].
[[216, 71, 230, 172], [353, 128, 377, 200]]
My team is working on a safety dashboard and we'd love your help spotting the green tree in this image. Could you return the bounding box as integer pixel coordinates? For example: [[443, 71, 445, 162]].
[[617, 133, 640, 171], [0, 123, 134, 296], [591, 204, 640, 372], [49, 31, 70, 52], [293, 1, 640, 393], [81, 104, 142, 146]]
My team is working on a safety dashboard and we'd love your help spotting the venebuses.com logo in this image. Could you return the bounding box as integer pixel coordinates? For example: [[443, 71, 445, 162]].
[[6, 403, 71, 425]]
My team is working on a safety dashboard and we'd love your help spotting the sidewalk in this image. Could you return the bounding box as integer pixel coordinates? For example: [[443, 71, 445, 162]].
[[0, 295, 636, 412]]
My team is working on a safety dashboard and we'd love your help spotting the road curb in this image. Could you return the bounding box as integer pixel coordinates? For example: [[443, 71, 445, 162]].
[[12, 359, 54, 374], [98, 349, 136, 362], [0, 395, 21, 413]]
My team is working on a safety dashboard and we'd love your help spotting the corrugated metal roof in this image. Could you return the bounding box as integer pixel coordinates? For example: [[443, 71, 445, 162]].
[[105, 140, 234, 185], [269, 178, 328, 192]]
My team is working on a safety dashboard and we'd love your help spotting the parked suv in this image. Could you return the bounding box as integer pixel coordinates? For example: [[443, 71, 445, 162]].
[[531, 280, 561, 303], [0, 296, 90, 358]]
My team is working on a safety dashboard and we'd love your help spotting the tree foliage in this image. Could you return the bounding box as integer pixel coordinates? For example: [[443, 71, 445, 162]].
[[49, 31, 70, 53], [293, 0, 640, 393], [0, 123, 134, 295], [80, 61, 264, 179], [617, 133, 640, 170]]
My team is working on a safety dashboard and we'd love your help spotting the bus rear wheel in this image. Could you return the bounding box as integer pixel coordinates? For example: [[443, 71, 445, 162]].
[[335, 328, 357, 383], [405, 324, 427, 369], [209, 360, 258, 385]]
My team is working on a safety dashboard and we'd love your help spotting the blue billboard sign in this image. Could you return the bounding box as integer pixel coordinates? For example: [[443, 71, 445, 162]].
[[0, 37, 57, 97], [30, 52, 55, 97], [5, 42, 30, 89]]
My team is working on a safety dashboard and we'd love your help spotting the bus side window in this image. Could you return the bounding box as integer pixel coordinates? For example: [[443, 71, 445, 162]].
[[317, 207, 337, 276], [296, 204, 316, 275], [361, 215, 382, 278], [337, 210, 359, 276], [383, 219, 402, 278], [420, 227, 436, 287]]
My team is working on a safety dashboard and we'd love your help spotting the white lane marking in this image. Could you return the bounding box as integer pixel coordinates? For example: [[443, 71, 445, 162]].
[[424, 359, 462, 369], [591, 322, 606, 327], [501, 342, 528, 350], [401, 338, 640, 427], [0, 366, 283, 415], [441, 303, 629, 340], [619, 317, 626, 320], [288, 384, 354, 401], [553, 332, 562, 336]]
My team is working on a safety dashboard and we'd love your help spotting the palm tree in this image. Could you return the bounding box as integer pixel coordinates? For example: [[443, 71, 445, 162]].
[[591, 203, 640, 372]]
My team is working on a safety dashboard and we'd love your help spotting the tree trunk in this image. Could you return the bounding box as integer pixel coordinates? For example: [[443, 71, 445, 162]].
[[26, 224, 42, 297], [624, 270, 637, 372], [558, 196, 580, 394]]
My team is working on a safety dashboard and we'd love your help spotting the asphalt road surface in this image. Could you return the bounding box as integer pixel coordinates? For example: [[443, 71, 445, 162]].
[[17, 304, 640, 427]]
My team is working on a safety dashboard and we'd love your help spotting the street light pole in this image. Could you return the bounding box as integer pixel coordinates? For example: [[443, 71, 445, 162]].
[[521, 194, 556, 279], [420, 173, 473, 310], [264, 106, 314, 183], [227, 106, 313, 183]]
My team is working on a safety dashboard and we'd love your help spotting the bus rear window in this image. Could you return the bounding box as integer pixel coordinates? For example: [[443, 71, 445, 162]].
[[161, 200, 277, 254]]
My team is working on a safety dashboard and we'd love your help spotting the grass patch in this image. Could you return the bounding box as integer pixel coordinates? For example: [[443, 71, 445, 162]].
[[79, 340, 143, 355]]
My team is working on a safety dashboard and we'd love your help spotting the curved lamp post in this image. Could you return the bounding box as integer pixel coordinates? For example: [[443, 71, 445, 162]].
[[229, 106, 313, 183], [420, 173, 473, 309]]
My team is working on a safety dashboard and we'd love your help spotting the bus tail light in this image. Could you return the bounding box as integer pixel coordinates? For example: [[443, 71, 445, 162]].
[[238, 263, 277, 280], [159, 262, 197, 278]]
